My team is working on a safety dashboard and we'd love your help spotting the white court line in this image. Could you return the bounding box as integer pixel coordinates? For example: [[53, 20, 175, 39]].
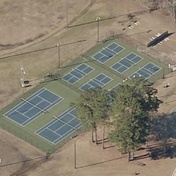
[[4, 88, 63, 127], [92, 73, 112, 88], [3, 88, 46, 126], [101, 76, 113, 86], [90, 78, 103, 88], [75, 68, 86, 76], [53, 127, 78, 144], [36, 107, 77, 132], [92, 78, 104, 87], [63, 70, 80, 85], [111, 59, 129, 74], [43, 88, 62, 101], [3, 88, 45, 116], [134, 62, 161, 81], [37, 94, 51, 104], [93, 42, 125, 64], [103, 47, 116, 55], [36, 128, 61, 145], [81, 64, 95, 76], [52, 113, 78, 132], [102, 46, 115, 53], [92, 52, 105, 62], [106, 42, 119, 49], [55, 117, 79, 131], [110, 83, 121, 91], [63, 64, 94, 84], [79, 81, 94, 91], [23, 91, 64, 126], [106, 42, 125, 55], [36, 109, 81, 145]]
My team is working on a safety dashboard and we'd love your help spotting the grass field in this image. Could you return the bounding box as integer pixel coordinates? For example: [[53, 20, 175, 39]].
[[0, 38, 170, 153]]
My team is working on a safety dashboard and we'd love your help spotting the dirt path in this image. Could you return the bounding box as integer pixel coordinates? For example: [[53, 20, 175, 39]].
[[0, 0, 92, 50], [0, 0, 98, 57]]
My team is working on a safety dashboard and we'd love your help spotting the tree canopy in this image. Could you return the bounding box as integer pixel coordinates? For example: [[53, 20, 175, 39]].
[[72, 78, 161, 159], [75, 88, 109, 125], [109, 78, 161, 157], [72, 88, 110, 143]]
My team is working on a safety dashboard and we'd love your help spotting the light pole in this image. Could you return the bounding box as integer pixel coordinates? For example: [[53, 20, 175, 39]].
[[66, 0, 69, 27], [56, 43, 61, 68], [74, 140, 77, 169], [96, 17, 100, 43], [164, 82, 170, 103], [20, 65, 25, 87]]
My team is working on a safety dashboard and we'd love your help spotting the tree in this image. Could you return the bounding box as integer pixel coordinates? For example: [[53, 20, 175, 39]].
[[109, 78, 161, 161], [73, 88, 110, 146]]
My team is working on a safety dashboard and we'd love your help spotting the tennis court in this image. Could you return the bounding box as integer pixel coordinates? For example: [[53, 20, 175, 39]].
[[62, 63, 94, 85], [36, 107, 81, 144], [0, 39, 169, 152], [3, 88, 63, 126], [129, 62, 161, 79], [111, 52, 143, 74], [92, 42, 124, 63], [80, 73, 112, 91]]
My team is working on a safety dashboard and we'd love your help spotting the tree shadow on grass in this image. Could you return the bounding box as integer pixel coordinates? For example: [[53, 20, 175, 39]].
[[95, 137, 115, 149], [0, 156, 45, 168], [149, 112, 176, 160], [76, 155, 125, 169], [96, 137, 108, 144]]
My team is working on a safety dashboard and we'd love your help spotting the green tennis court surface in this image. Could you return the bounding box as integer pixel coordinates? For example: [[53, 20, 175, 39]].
[[0, 38, 170, 153]]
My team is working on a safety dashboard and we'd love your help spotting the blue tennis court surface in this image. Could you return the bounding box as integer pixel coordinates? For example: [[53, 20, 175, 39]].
[[111, 52, 143, 73], [36, 108, 81, 144], [80, 73, 112, 91], [62, 63, 94, 84], [4, 88, 63, 126], [92, 42, 124, 63], [129, 62, 161, 79]]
